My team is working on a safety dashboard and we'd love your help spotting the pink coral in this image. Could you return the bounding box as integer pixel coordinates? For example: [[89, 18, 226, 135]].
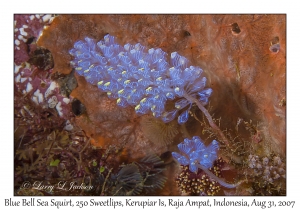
[[14, 14, 54, 65], [14, 63, 72, 119]]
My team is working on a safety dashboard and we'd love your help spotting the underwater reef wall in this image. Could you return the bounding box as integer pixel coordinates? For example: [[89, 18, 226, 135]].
[[37, 14, 286, 157], [14, 14, 286, 196]]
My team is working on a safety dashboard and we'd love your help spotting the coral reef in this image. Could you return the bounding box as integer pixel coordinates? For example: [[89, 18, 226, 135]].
[[246, 154, 286, 195], [14, 63, 72, 119], [14, 14, 286, 196], [37, 14, 286, 156]]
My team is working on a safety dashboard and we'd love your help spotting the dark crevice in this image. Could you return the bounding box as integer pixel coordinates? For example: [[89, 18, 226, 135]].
[[231, 23, 241, 35]]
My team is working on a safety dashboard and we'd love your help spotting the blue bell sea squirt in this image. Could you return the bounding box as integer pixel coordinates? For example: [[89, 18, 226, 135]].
[[69, 34, 212, 124], [172, 136, 239, 189]]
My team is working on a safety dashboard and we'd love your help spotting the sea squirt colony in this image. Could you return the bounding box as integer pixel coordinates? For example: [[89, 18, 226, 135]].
[[69, 34, 241, 189], [172, 136, 219, 172], [69, 34, 212, 124], [173, 136, 239, 189]]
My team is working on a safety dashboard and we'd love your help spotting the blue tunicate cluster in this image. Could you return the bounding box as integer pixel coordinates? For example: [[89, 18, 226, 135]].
[[69, 34, 212, 124], [172, 136, 219, 173]]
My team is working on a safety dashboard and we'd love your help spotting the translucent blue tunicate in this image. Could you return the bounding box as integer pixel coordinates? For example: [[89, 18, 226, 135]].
[[172, 136, 219, 172], [69, 34, 213, 124]]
